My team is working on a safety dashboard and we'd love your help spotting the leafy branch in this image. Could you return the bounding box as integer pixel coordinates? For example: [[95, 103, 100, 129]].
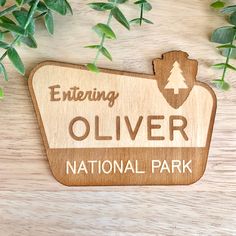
[[130, 0, 153, 26], [0, 0, 153, 99], [86, 0, 153, 72], [0, 0, 72, 99], [86, 0, 130, 72], [211, 1, 236, 90]]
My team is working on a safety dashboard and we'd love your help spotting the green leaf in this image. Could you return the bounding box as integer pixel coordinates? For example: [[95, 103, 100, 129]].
[[88, 2, 114, 11], [226, 63, 236, 71], [44, 0, 68, 15], [0, 41, 9, 49], [212, 79, 230, 90], [143, 2, 152, 11], [0, 0, 6, 6], [142, 18, 153, 24], [7, 47, 25, 75], [212, 63, 227, 69], [221, 48, 236, 58], [229, 11, 236, 25], [93, 23, 116, 39], [85, 45, 100, 49], [210, 1, 225, 9], [130, 17, 153, 25], [221, 5, 236, 14], [13, 10, 35, 35], [36, 1, 48, 12], [109, 0, 127, 3], [101, 47, 112, 61], [45, 11, 54, 34], [217, 44, 236, 49], [13, 10, 27, 25], [211, 26, 236, 44], [65, 0, 73, 15], [21, 35, 37, 48], [0, 63, 8, 81], [130, 18, 142, 25], [134, 0, 147, 4], [0, 16, 16, 24], [86, 63, 99, 73], [111, 7, 130, 30], [134, 0, 152, 11], [0, 87, 4, 99], [212, 63, 236, 70], [0, 22, 26, 35]]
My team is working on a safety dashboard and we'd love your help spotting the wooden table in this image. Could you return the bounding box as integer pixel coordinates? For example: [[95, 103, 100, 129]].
[[0, 0, 235, 235]]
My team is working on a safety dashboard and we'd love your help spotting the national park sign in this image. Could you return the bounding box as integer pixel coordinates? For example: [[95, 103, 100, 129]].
[[28, 51, 217, 186]]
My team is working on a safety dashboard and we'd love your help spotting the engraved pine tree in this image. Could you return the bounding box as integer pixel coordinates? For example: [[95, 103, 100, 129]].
[[165, 61, 188, 94]]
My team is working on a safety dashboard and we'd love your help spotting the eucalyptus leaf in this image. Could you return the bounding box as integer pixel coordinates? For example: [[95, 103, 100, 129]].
[[0, 63, 8, 81], [88, 2, 114, 11], [101, 46, 112, 61], [229, 11, 236, 25], [36, 1, 48, 12], [0, 0, 6, 6], [111, 7, 130, 30], [217, 44, 236, 49], [21, 34, 37, 48], [65, 0, 73, 15], [221, 48, 236, 58], [211, 26, 236, 44], [210, 1, 225, 9], [45, 11, 54, 34], [143, 2, 152, 11], [0, 22, 26, 35], [134, 0, 147, 4], [117, 0, 128, 3], [0, 16, 16, 25], [85, 45, 100, 49], [130, 18, 142, 25], [93, 23, 116, 39], [212, 79, 230, 90], [212, 63, 227, 69], [221, 5, 236, 14], [212, 62, 236, 70], [109, 0, 127, 3], [7, 47, 25, 75], [0, 41, 9, 49], [44, 0, 69, 15], [142, 18, 153, 24], [86, 63, 99, 73]]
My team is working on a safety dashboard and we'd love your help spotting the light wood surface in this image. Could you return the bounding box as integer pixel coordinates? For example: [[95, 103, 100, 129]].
[[0, 0, 235, 234]]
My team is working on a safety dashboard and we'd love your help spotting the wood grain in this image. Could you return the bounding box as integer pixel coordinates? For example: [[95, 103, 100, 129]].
[[0, 0, 236, 234]]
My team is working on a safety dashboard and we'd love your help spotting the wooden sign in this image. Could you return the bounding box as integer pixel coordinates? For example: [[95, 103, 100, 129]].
[[29, 51, 217, 186]]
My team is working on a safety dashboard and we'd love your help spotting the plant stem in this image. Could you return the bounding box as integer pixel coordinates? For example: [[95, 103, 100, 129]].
[[92, 0, 118, 66], [221, 32, 236, 82], [140, 3, 144, 26], [93, 11, 113, 65], [0, 0, 40, 65]]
